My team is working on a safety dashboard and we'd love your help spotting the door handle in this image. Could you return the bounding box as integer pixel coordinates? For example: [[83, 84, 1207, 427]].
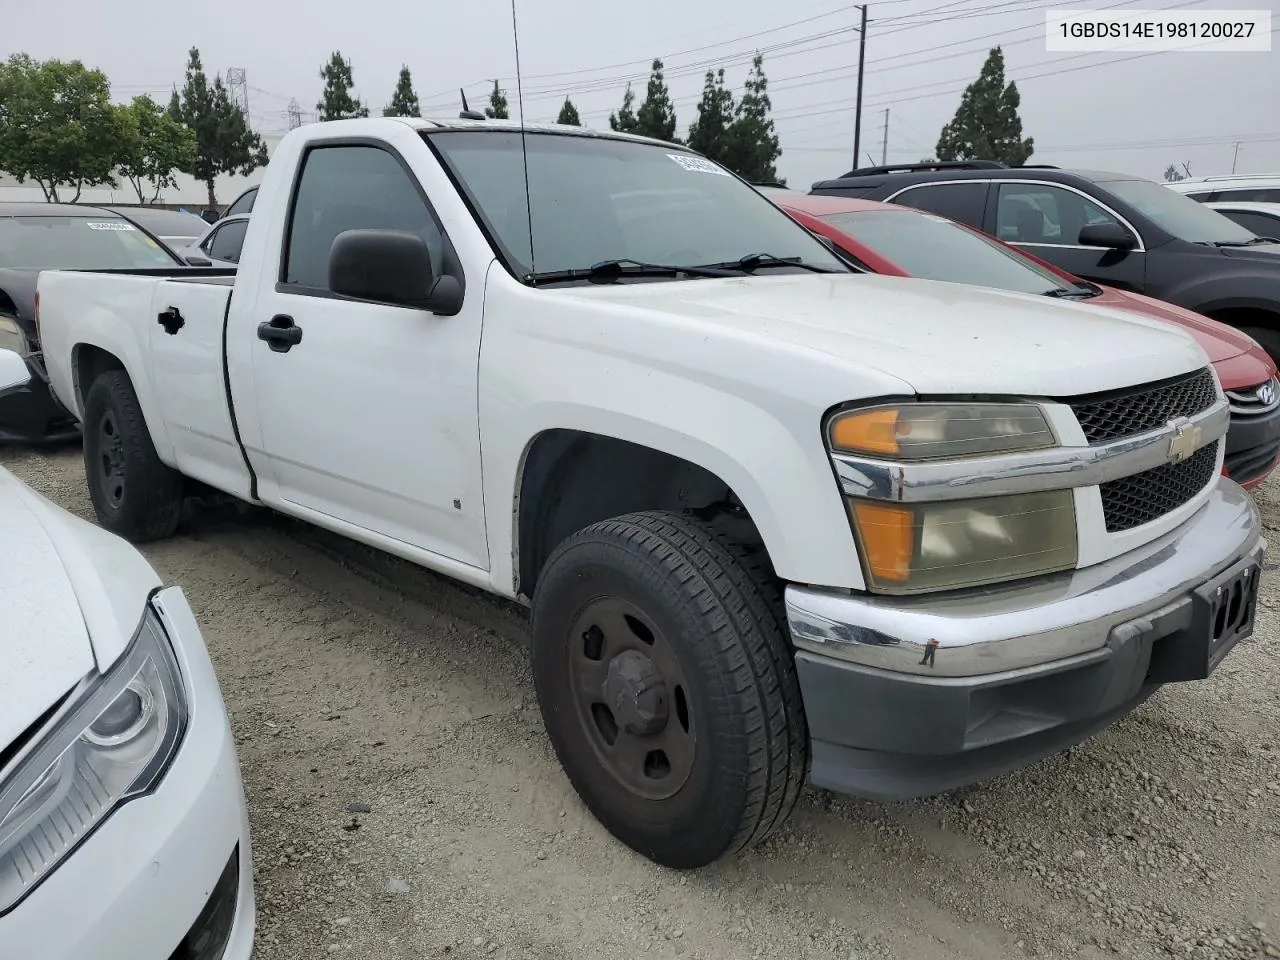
[[257, 315, 303, 353]]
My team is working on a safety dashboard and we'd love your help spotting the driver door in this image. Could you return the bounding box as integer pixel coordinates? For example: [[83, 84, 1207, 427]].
[[247, 142, 488, 571], [993, 182, 1147, 292]]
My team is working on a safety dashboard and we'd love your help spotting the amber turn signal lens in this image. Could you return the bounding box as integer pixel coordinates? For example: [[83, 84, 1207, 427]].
[[849, 501, 913, 582], [830, 408, 900, 456]]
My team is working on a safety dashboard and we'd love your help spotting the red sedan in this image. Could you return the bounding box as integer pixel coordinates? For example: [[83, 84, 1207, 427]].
[[766, 190, 1280, 489]]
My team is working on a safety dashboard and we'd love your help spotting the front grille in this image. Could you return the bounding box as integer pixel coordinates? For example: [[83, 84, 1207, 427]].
[[1069, 367, 1217, 444], [1101, 440, 1220, 532], [1225, 378, 1279, 416], [1225, 438, 1280, 485]]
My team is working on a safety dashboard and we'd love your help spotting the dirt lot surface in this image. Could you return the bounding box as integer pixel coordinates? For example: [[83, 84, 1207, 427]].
[[4, 444, 1279, 960]]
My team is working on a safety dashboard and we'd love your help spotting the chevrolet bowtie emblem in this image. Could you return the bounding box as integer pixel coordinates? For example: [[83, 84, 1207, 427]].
[[1167, 417, 1202, 463]]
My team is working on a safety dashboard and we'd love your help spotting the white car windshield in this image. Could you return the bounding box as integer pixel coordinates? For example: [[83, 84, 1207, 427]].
[[427, 130, 848, 280]]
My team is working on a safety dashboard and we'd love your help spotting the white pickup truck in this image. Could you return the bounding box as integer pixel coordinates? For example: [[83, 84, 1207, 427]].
[[31, 117, 1264, 869]]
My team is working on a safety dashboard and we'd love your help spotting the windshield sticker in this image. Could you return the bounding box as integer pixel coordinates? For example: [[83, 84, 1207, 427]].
[[85, 221, 136, 231], [667, 154, 731, 176]]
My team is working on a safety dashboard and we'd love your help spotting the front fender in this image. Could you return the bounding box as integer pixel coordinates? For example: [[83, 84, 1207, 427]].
[[1167, 272, 1280, 319], [477, 269, 916, 595]]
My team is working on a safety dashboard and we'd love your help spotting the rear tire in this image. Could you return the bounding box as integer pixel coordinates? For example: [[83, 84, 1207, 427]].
[[83, 371, 183, 542], [530, 510, 808, 868]]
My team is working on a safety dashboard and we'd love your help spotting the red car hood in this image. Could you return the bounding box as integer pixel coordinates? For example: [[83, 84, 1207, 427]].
[[1091, 287, 1247, 361]]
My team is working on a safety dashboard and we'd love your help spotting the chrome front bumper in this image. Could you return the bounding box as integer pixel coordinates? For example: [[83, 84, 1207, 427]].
[[786, 476, 1264, 679]]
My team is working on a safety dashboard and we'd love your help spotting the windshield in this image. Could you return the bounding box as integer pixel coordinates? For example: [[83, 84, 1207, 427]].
[[116, 208, 207, 237], [426, 130, 847, 279], [0, 215, 179, 270], [1100, 178, 1257, 244], [819, 209, 1073, 295]]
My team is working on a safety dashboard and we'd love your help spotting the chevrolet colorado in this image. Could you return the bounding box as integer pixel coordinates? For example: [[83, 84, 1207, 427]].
[[30, 118, 1265, 868]]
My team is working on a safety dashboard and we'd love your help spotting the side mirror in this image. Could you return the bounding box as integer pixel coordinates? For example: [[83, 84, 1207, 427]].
[[201, 209, 220, 225], [1078, 221, 1137, 250], [0, 348, 31, 394], [329, 229, 463, 315], [185, 254, 213, 267]]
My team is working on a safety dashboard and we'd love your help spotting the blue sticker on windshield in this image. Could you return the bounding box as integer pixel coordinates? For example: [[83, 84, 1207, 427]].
[[667, 154, 731, 176]]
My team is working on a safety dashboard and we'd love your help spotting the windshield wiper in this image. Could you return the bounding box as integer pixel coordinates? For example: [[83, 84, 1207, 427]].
[[1211, 236, 1280, 247], [709, 252, 840, 274], [527, 258, 738, 286], [1042, 279, 1101, 299]]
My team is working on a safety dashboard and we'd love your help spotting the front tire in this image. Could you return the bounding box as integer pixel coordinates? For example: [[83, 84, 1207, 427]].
[[83, 370, 184, 542], [530, 510, 808, 868]]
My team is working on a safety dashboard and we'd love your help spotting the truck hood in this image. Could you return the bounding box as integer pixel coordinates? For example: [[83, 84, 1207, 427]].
[[1089, 286, 1254, 362], [554, 273, 1208, 395], [0, 468, 161, 756]]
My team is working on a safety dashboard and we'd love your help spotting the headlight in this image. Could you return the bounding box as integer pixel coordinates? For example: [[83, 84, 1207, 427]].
[[848, 490, 1078, 594], [0, 604, 187, 913], [828, 402, 1056, 460], [0, 316, 28, 357]]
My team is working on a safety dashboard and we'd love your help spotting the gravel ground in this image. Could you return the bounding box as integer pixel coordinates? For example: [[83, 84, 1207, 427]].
[[4, 444, 1279, 960]]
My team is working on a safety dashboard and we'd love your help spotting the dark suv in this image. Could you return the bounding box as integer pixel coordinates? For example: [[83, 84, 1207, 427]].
[[810, 161, 1280, 363]]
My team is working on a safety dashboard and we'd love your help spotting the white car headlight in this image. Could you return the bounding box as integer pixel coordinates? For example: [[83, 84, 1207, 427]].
[[0, 604, 188, 914]]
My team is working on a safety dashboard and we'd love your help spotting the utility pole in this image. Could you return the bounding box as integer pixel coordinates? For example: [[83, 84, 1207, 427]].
[[852, 3, 868, 171], [881, 108, 890, 165], [1232, 141, 1241, 174], [287, 98, 303, 130]]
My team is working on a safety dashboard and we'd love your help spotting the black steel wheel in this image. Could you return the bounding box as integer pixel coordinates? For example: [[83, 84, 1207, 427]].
[[82, 370, 184, 542], [531, 510, 808, 869]]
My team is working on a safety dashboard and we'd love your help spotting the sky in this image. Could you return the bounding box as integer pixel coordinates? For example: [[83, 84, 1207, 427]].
[[4, 0, 1278, 190]]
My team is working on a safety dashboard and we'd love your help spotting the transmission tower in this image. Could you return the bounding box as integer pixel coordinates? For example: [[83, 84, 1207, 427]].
[[287, 98, 303, 130], [226, 67, 251, 121]]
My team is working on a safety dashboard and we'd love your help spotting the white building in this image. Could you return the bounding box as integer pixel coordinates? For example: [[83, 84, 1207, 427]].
[[0, 134, 285, 211]]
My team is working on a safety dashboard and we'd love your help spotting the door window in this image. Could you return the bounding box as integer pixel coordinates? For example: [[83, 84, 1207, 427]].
[[208, 219, 248, 262], [891, 182, 987, 225], [226, 187, 258, 217], [995, 183, 1121, 246], [1214, 187, 1280, 203], [282, 145, 448, 293]]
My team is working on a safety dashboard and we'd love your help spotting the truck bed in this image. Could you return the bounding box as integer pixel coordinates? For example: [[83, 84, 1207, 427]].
[[39, 268, 253, 502]]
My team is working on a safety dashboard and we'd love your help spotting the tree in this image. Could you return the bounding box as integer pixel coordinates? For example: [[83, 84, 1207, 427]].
[[934, 47, 1033, 167], [634, 59, 678, 142], [0, 54, 128, 202], [317, 51, 368, 121], [608, 83, 639, 134], [687, 69, 736, 165], [1163, 164, 1186, 182], [723, 54, 781, 182], [171, 48, 268, 207], [117, 94, 196, 203], [383, 66, 420, 117], [485, 80, 509, 119], [556, 97, 581, 126]]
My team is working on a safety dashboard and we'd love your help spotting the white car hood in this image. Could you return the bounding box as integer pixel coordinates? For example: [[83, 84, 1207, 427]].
[[0, 468, 161, 753], [554, 273, 1210, 396]]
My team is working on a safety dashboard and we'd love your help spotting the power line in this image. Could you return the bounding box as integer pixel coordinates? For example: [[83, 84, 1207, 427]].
[[775, 9, 1258, 139], [427, 0, 1046, 108]]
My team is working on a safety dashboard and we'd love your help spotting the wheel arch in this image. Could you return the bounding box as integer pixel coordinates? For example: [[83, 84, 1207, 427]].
[[513, 427, 802, 600], [71, 341, 177, 465]]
